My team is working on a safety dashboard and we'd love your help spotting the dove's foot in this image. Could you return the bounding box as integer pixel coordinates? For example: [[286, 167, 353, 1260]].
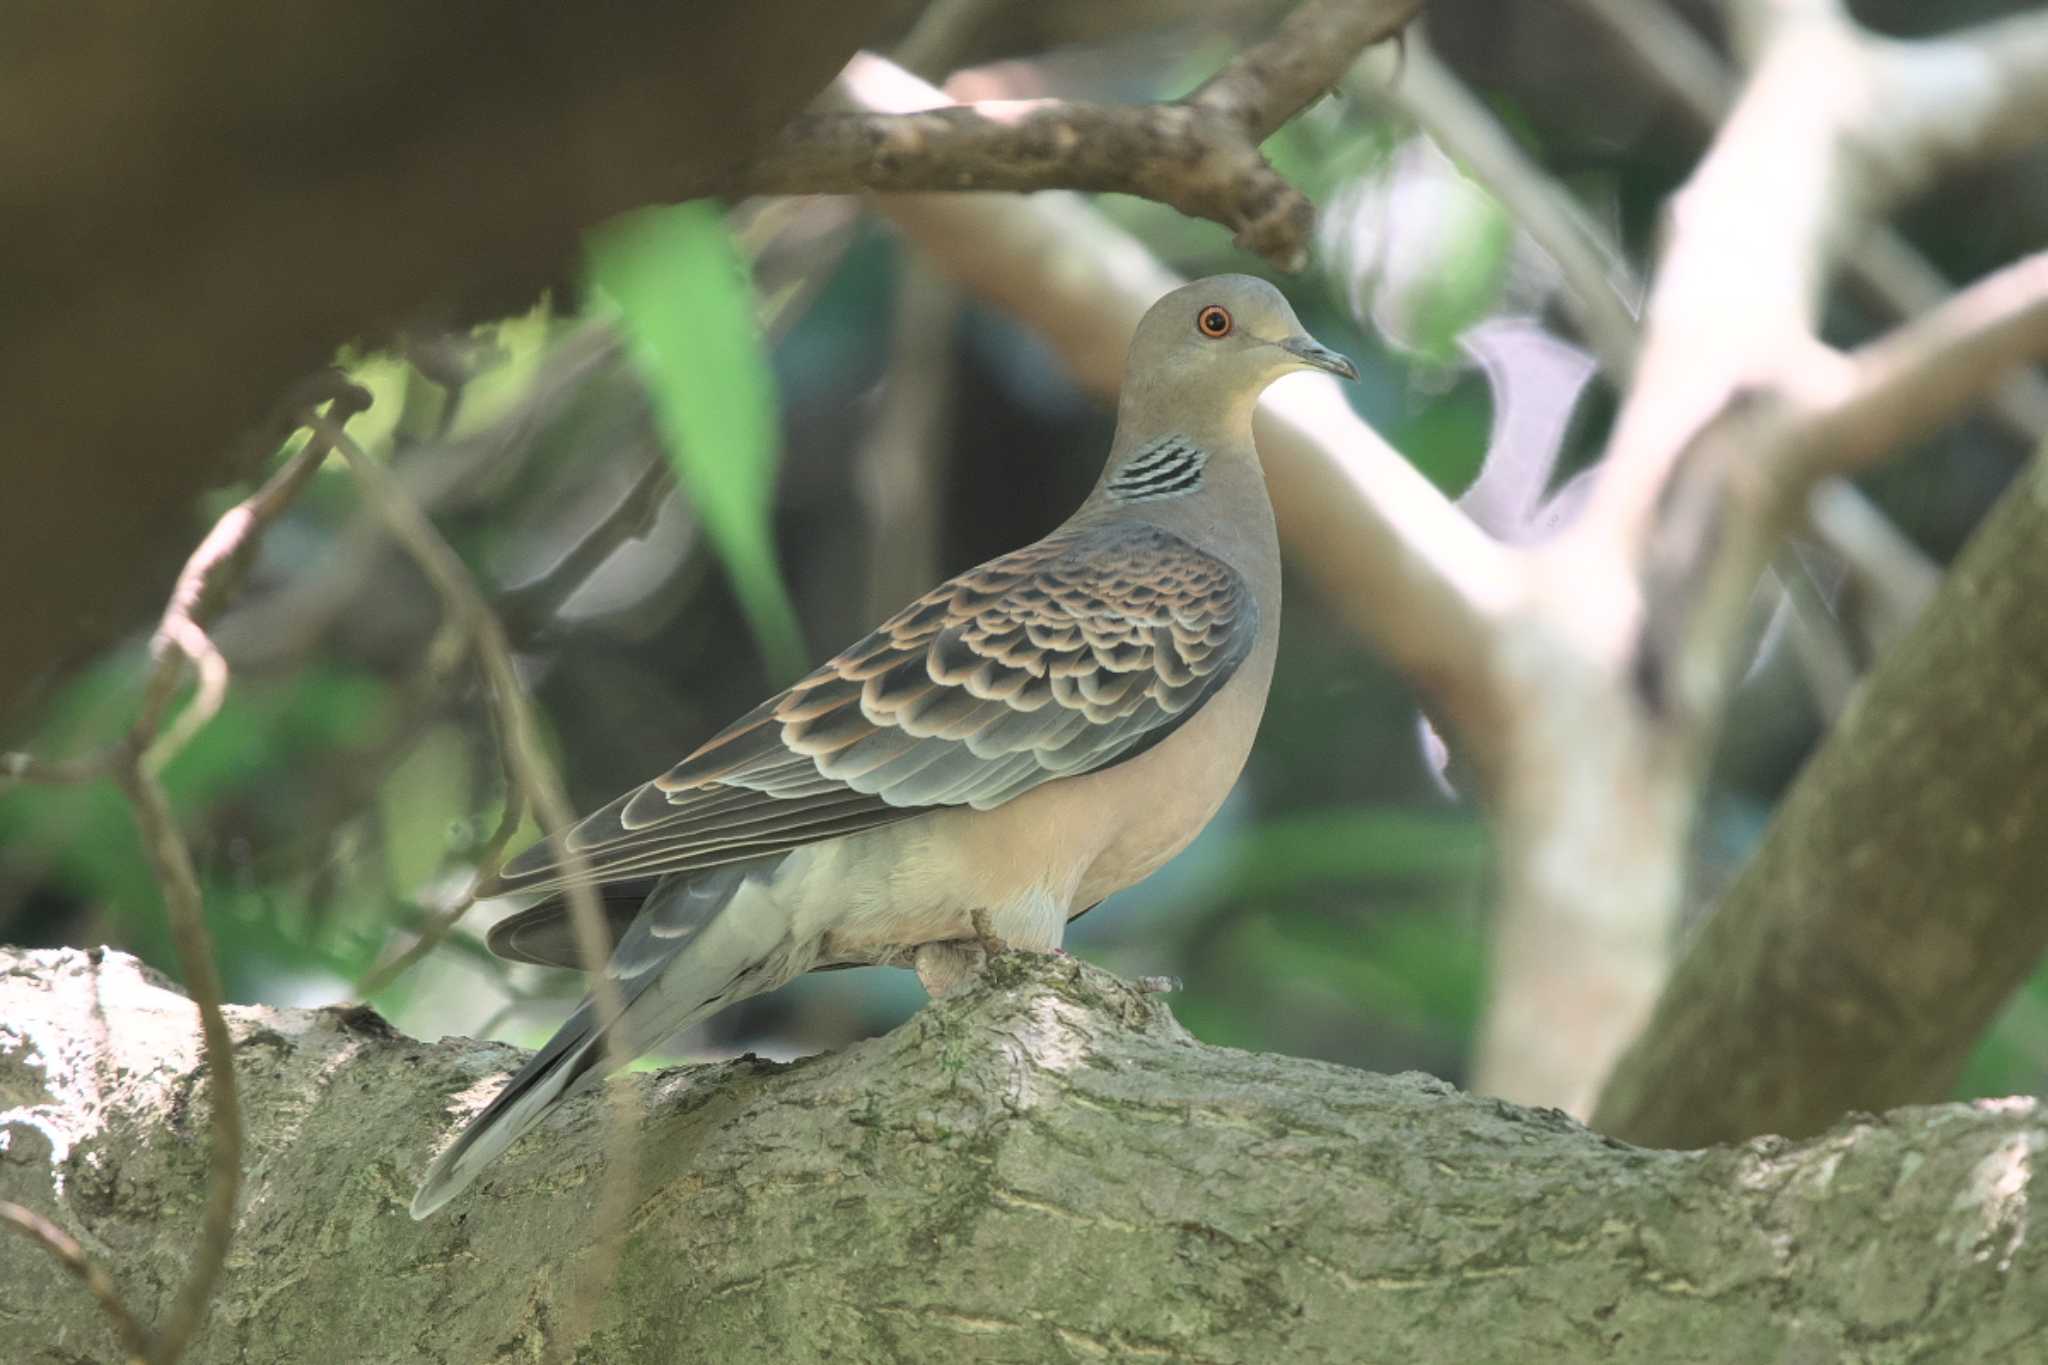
[[914, 940, 989, 998], [969, 907, 1012, 957]]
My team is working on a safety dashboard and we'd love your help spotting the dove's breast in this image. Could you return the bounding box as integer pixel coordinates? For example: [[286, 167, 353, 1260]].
[[1064, 620, 1278, 907]]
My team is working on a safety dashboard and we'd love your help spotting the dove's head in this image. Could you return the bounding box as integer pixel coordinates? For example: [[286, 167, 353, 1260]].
[[1117, 275, 1358, 436]]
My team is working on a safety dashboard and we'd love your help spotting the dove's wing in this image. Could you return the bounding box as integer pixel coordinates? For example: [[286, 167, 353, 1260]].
[[480, 521, 1257, 916]]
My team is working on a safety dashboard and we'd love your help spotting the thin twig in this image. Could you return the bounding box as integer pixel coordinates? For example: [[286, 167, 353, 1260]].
[[1767, 548, 1858, 723], [210, 326, 628, 675], [737, 0, 1422, 269], [1, 383, 369, 791], [117, 754, 240, 1365], [0, 1202, 152, 1364], [1563, 0, 1728, 125], [338, 302, 742, 996], [1803, 478, 1940, 655], [495, 456, 675, 643], [854, 257, 956, 620], [350, 785, 527, 999]]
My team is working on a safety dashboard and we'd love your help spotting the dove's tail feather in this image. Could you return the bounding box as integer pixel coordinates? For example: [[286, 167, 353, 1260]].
[[410, 859, 797, 1220], [409, 996, 612, 1220]]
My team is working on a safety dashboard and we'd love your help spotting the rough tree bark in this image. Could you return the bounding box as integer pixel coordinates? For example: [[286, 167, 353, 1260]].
[[1593, 450, 2048, 1149], [3, 947, 2043, 1363]]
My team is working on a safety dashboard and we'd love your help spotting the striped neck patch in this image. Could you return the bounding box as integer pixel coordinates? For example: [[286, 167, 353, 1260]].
[[1106, 434, 1207, 503]]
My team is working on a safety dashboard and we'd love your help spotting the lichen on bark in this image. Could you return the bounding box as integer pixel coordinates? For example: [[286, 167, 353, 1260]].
[[2, 946, 2044, 1363]]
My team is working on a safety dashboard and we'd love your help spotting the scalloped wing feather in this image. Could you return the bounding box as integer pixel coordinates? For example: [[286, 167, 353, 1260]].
[[481, 523, 1255, 899]]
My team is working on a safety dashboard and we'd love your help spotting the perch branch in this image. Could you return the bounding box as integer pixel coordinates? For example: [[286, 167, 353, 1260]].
[[7, 948, 2048, 1362], [732, 0, 1422, 270]]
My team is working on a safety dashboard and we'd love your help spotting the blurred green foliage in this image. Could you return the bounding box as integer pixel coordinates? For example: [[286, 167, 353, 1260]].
[[0, 658, 390, 996], [589, 202, 806, 679]]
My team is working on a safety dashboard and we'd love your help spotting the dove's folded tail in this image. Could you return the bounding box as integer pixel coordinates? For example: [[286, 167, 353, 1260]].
[[409, 996, 609, 1220], [411, 861, 787, 1219]]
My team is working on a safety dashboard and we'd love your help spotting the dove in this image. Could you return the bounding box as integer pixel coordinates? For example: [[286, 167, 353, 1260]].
[[411, 273, 1357, 1217]]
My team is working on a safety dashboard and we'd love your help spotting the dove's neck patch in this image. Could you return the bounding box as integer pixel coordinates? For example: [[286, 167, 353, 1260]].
[[1106, 435, 1208, 503]]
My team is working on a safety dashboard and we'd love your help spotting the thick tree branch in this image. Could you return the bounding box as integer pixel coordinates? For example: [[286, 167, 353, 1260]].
[[1473, 1, 2048, 1112], [3, 948, 2045, 1363], [1594, 446, 2048, 1147], [1800, 250, 2048, 479], [1562, 0, 2048, 449], [737, 0, 1422, 270]]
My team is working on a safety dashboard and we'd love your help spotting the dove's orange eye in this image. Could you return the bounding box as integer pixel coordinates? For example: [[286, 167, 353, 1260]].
[[1196, 305, 1233, 338]]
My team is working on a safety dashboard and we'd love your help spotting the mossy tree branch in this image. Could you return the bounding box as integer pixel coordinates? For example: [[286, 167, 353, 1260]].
[[3, 948, 2045, 1364]]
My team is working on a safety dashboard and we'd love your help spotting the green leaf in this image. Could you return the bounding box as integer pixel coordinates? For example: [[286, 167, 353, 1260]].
[[586, 203, 806, 678]]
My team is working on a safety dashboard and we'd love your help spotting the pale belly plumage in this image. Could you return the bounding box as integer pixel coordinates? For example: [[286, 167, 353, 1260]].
[[802, 625, 1278, 965]]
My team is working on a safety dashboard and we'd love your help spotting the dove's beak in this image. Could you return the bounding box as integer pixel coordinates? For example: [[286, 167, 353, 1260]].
[[1278, 334, 1360, 381]]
